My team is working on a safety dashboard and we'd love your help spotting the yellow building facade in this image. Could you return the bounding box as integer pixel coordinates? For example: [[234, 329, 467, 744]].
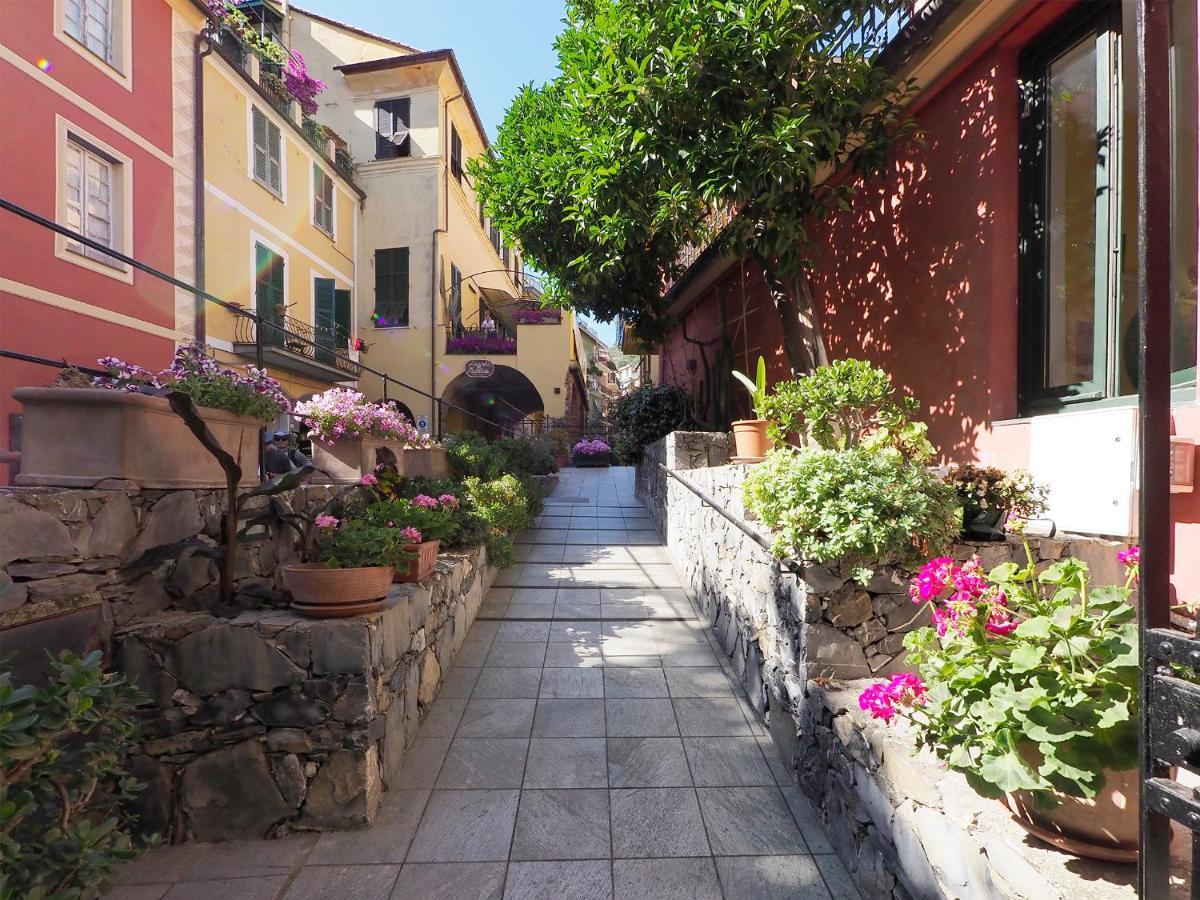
[[197, 7, 365, 414], [289, 11, 583, 437]]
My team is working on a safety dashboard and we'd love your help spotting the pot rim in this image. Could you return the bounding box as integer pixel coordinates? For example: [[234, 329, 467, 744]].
[[731, 418, 771, 428], [12, 386, 264, 426], [282, 562, 396, 576]]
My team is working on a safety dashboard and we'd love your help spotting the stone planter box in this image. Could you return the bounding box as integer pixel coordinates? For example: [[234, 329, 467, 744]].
[[311, 436, 407, 484], [402, 447, 450, 480], [573, 453, 611, 468], [12, 387, 261, 489]]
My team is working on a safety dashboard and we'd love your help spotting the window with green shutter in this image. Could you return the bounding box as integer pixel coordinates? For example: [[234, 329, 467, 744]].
[[254, 243, 285, 346], [313, 163, 334, 236], [252, 107, 282, 196], [373, 248, 409, 327]]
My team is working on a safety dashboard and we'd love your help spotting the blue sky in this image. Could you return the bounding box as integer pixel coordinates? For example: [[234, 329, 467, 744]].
[[298, 1, 623, 346]]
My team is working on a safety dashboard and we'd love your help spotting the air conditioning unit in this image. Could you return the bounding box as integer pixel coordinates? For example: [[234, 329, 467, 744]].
[[1029, 407, 1138, 536]]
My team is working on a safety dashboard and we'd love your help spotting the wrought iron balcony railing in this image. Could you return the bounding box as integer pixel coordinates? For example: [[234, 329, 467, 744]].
[[234, 313, 363, 378]]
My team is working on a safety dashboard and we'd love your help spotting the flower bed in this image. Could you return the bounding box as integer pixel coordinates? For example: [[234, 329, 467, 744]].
[[572, 438, 611, 467], [295, 389, 430, 484]]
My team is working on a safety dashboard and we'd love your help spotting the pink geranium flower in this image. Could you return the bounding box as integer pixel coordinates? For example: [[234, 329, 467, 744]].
[[315, 514, 339, 530], [438, 494, 460, 509], [399, 526, 423, 544], [858, 673, 928, 722], [359, 473, 378, 487], [412, 495, 439, 509]]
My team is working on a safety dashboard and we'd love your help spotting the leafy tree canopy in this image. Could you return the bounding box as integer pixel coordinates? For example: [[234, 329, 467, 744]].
[[472, 0, 913, 373]]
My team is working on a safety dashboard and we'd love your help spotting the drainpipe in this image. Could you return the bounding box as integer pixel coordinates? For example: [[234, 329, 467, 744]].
[[430, 91, 463, 439], [193, 28, 214, 344]]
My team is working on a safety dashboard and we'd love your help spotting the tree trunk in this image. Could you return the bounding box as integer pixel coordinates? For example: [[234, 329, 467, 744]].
[[755, 253, 823, 376]]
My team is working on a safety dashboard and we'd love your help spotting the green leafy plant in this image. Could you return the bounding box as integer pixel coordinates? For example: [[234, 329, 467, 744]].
[[731, 356, 769, 420], [759, 359, 931, 457], [361, 497, 460, 545], [0, 651, 152, 900], [610, 384, 691, 463], [472, 0, 913, 373], [944, 463, 1049, 519], [744, 446, 959, 569], [859, 542, 1140, 801], [464, 474, 544, 567], [319, 520, 415, 570]]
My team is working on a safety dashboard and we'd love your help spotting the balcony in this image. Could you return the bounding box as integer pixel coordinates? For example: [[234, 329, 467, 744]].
[[233, 313, 363, 382]]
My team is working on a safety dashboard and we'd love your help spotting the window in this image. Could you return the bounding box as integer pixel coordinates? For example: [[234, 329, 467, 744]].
[[450, 125, 463, 183], [255, 243, 285, 346], [252, 107, 282, 196], [1019, 5, 1198, 410], [373, 248, 410, 327], [64, 0, 113, 64], [313, 163, 334, 236], [314, 277, 351, 364], [374, 98, 411, 159], [64, 137, 121, 268], [489, 223, 501, 255]]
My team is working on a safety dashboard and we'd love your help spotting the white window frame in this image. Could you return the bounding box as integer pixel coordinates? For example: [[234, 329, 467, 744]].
[[54, 116, 133, 283], [311, 162, 335, 239], [249, 105, 285, 201], [54, 0, 132, 90]]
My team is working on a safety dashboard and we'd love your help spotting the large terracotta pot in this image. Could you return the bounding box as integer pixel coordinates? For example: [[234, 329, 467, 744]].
[[394, 540, 440, 583], [402, 447, 450, 479], [282, 562, 395, 617], [12, 387, 261, 489], [1005, 767, 1139, 862], [311, 436, 407, 484], [731, 419, 770, 462]]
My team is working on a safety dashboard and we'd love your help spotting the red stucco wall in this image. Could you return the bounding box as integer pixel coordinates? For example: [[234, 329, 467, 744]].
[[657, 5, 1200, 602], [0, 0, 179, 476]]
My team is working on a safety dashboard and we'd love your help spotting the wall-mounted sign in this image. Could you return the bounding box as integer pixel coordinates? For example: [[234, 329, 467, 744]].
[[416, 415, 430, 435], [465, 359, 495, 378]]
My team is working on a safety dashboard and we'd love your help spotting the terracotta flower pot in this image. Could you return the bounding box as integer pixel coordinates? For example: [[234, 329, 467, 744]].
[[731, 419, 770, 462], [283, 562, 395, 617], [12, 387, 261, 489], [1005, 767, 1139, 862], [402, 447, 450, 479], [310, 436, 407, 484], [394, 540, 440, 583]]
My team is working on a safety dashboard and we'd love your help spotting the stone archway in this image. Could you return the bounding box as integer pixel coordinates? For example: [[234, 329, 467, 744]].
[[441, 365, 544, 438]]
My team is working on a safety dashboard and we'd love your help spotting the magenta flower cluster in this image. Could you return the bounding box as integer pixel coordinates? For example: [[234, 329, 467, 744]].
[[573, 438, 611, 456], [399, 526, 423, 544], [94, 343, 290, 422], [514, 309, 562, 325], [1118, 545, 1140, 570], [284, 51, 325, 117], [294, 388, 431, 447], [858, 673, 929, 723], [315, 514, 339, 530], [437, 494, 460, 509], [909, 556, 1014, 637], [447, 334, 516, 354], [412, 495, 439, 509]]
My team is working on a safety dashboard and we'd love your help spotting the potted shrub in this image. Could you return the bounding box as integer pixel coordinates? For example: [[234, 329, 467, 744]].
[[731, 356, 770, 462], [282, 513, 412, 617], [858, 539, 1140, 861], [572, 438, 612, 467], [12, 344, 288, 489], [361, 492, 461, 583], [295, 388, 432, 484], [944, 463, 1049, 541]]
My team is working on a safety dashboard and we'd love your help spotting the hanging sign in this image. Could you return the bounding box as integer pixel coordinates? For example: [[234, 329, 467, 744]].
[[465, 359, 495, 378]]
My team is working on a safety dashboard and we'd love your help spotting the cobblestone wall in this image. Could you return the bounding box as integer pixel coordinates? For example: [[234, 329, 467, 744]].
[[636, 433, 1130, 899]]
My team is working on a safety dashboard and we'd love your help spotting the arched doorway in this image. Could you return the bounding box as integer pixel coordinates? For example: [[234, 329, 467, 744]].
[[441, 365, 543, 438]]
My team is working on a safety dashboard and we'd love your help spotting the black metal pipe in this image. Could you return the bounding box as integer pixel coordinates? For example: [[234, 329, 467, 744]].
[[655, 462, 803, 579], [194, 29, 214, 344], [0, 197, 509, 434]]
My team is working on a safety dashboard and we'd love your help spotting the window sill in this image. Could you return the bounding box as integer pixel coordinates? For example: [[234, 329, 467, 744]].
[[314, 223, 335, 241], [253, 177, 284, 202], [372, 323, 411, 330], [55, 241, 133, 284], [1016, 385, 1198, 420], [55, 27, 131, 91]]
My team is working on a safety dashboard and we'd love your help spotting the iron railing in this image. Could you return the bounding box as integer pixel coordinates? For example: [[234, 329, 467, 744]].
[[233, 313, 363, 378]]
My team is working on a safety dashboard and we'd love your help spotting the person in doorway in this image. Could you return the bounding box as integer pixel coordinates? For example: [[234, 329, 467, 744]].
[[264, 431, 310, 476], [481, 311, 496, 336]]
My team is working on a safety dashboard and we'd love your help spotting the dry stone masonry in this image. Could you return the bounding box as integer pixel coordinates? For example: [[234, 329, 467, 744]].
[[637, 433, 1131, 899], [0, 485, 495, 842]]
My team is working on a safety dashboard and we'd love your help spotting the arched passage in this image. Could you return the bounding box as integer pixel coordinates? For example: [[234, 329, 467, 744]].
[[441, 365, 543, 438]]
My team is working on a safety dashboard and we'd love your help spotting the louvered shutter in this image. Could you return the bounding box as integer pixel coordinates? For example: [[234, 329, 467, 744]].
[[267, 121, 282, 192], [334, 289, 352, 347], [253, 109, 269, 183], [375, 102, 393, 159]]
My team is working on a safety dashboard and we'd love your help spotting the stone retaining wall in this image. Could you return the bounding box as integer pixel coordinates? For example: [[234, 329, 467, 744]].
[[636, 433, 1132, 899], [1, 485, 496, 842], [117, 546, 492, 842]]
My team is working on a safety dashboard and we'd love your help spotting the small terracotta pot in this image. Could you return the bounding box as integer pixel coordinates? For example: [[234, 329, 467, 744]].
[[282, 562, 395, 611], [731, 419, 771, 462], [1005, 766, 1139, 862], [394, 540, 440, 583]]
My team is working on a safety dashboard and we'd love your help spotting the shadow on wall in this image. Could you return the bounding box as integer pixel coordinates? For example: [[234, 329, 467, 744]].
[[809, 57, 1020, 464]]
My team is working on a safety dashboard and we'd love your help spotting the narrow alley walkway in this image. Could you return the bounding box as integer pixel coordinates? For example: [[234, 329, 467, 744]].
[[109, 468, 857, 900]]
